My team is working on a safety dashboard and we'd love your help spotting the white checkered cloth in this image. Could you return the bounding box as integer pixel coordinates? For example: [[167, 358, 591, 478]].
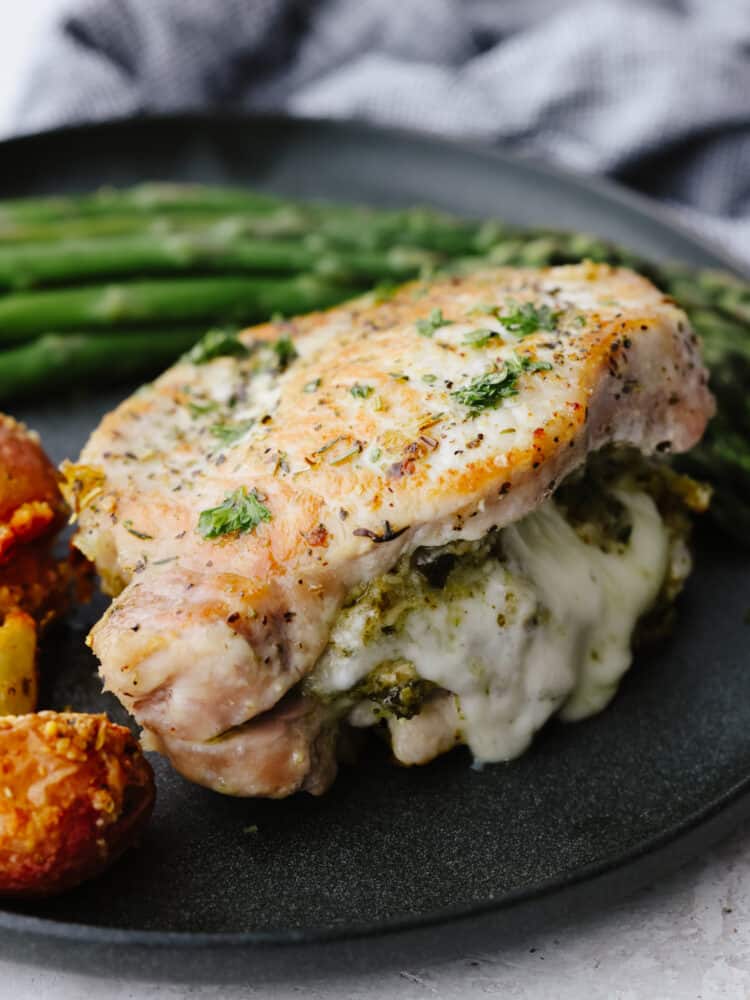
[[10, 0, 750, 265]]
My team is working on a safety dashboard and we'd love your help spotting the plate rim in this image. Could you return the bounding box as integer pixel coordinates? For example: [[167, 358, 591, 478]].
[[0, 110, 748, 950], [2, 770, 750, 949]]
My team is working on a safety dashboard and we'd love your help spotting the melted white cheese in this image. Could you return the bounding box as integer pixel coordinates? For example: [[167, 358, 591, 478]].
[[310, 485, 673, 764]]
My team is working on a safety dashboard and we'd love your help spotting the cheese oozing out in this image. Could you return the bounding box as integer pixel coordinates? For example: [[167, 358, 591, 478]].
[[308, 463, 690, 766]]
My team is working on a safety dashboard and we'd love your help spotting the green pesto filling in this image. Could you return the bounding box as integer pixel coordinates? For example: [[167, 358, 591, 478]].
[[306, 447, 707, 723], [345, 661, 437, 721]]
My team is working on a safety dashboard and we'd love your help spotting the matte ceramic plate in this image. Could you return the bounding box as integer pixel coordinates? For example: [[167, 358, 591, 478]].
[[0, 114, 749, 979]]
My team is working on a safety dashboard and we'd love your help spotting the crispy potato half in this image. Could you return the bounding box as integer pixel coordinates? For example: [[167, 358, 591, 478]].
[[0, 415, 66, 566], [0, 415, 75, 715], [0, 611, 37, 715], [0, 712, 155, 897]]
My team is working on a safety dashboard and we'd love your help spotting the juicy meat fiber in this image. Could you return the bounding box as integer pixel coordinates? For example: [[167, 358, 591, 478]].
[[69, 264, 714, 797]]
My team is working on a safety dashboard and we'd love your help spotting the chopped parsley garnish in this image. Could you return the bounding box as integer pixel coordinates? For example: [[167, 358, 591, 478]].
[[186, 328, 251, 365], [451, 355, 553, 414], [419, 411, 445, 430], [389, 372, 409, 382], [273, 334, 298, 371], [470, 303, 499, 317], [421, 373, 438, 384], [271, 450, 289, 475], [371, 282, 398, 303], [303, 378, 321, 393], [416, 308, 452, 337], [369, 446, 382, 462], [311, 436, 344, 458], [463, 328, 500, 348], [187, 400, 219, 418], [329, 443, 362, 466], [197, 486, 271, 539], [209, 419, 255, 444], [123, 520, 153, 540], [498, 302, 560, 337], [575, 314, 587, 327], [350, 383, 374, 399]]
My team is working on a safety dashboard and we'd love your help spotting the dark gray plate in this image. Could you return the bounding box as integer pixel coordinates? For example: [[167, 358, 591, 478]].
[[0, 114, 749, 980]]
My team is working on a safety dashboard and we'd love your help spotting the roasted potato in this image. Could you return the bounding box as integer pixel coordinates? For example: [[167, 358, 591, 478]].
[[0, 545, 77, 714], [0, 414, 76, 714], [0, 611, 37, 714], [0, 415, 66, 566], [0, 712, 155, 896]]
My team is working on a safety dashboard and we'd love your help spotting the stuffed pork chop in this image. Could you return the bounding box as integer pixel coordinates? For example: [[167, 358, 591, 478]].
[[66, 263, 714, 797]]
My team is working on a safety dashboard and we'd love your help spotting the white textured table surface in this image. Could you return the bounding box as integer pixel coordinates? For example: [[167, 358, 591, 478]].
[[2, 4, 749, 997]]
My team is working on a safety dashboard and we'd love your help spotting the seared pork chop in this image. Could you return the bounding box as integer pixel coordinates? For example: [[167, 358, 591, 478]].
[[66, 263, 714, 797]]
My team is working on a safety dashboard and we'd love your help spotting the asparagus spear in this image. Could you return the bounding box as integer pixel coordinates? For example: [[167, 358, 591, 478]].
[[0, 211, 491, 261], [0, 274, 360, 342], [0, 208, 329, 245], [0, 232, 441, 290], [0, 213, 237, 244], [0, 183, 284, 225], [0, 181, 472, 236], [0, 184, 492, 253], [0, 330, 201, 401]]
